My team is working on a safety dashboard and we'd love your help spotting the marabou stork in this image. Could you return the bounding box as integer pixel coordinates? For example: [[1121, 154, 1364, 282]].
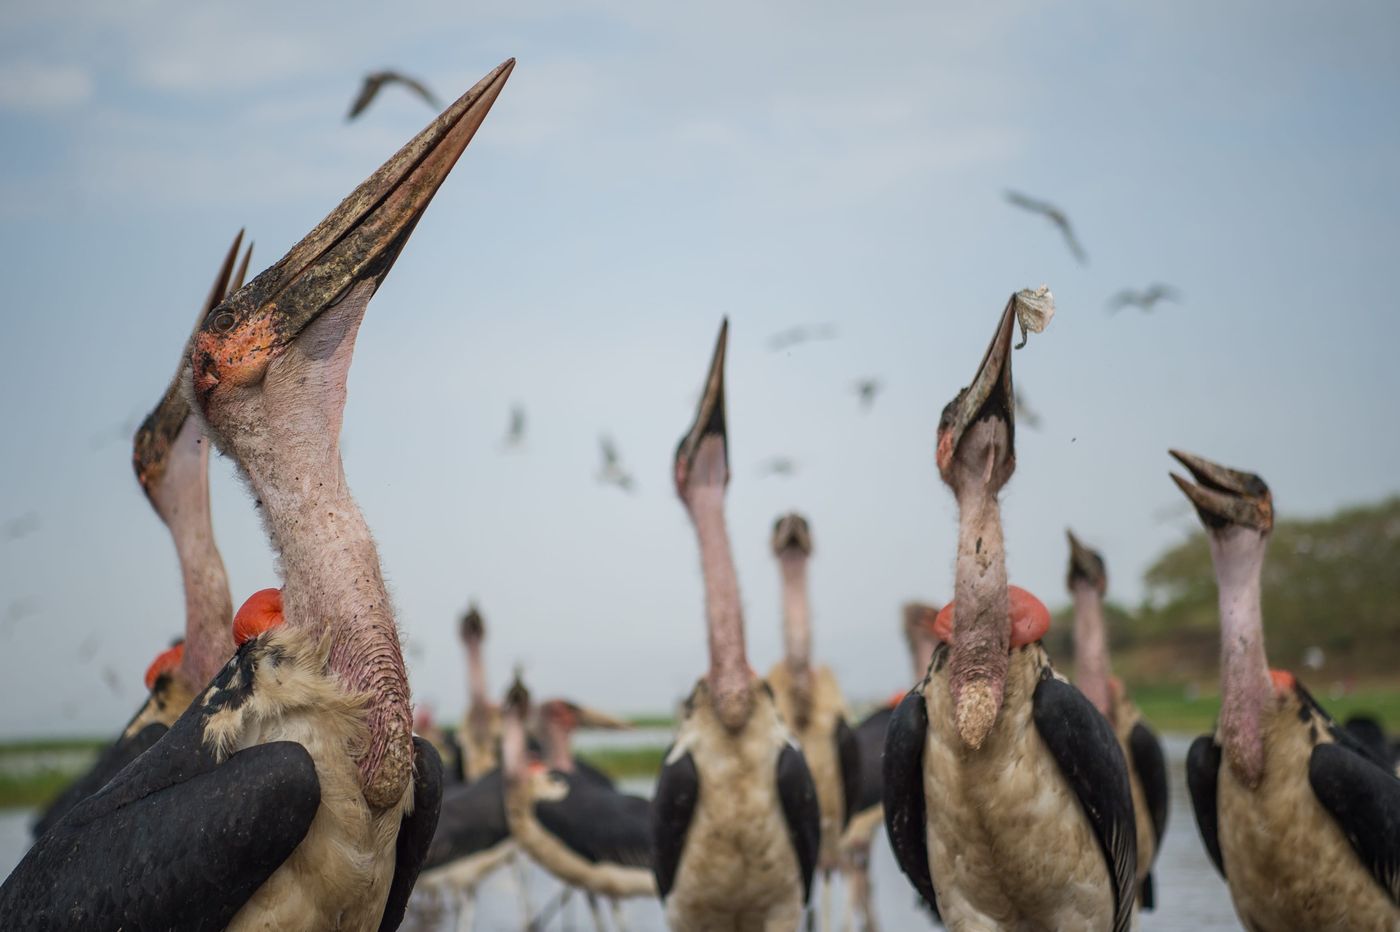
[[501, 677, 653, 930], [536, 695, 631, 789], [1066, 530, 1169, 912], [651, 320, 822, 931], [413, 767, 515, 932], [1171, 450, 1400, 929], [0, 59, 515, 930], [882, 293, 1138, 930], [766, 512, 860, 929], [839, 601, 942, 931], [458, 603, 503, 782], [32, 232, 249, 838]]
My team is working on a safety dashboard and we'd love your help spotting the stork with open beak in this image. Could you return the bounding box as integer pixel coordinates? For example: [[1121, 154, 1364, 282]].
[[882, 294, 1137, 930], [0, 59, 515, 930], [651, 321, 821, 931], [1066, 529, 1169, 913], [839, 601, 943, 932], [32, 233, 250, 839], [765, 512, 861, 931], [458, 603, 504, 783], [1171, 451, 1399, 929], [501, 677, 653, 931]]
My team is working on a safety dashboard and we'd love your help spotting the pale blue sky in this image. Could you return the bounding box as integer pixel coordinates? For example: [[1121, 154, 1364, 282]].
[[1, 0, 1396, 736]]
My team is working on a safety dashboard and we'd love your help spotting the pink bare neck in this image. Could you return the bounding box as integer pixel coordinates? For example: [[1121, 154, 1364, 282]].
[[149, 416, 234, 690], [948, 482, 1010, 749], [1209, 525, 1272, 786], [464, 636, 489, 711], [543, 715, 574, 772], [1071, 581, 1113, 720], [217, 282, 410, 810], [778, 551, 812, 676]]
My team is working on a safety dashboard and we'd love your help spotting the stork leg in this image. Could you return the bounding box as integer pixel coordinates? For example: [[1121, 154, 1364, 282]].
[[512, 852, 534, 927], [529, 887, 572, 931], [454, 886, 475, 932], [821, 869, 834, 932], [586, 891, 606, 932], [609, 897, 628, 932]]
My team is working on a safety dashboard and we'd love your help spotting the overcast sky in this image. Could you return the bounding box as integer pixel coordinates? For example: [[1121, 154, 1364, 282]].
[[1, 0, 1396, 737]]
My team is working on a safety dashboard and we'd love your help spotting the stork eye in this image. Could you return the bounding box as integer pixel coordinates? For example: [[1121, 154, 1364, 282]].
[[211, 311, 237, 333]]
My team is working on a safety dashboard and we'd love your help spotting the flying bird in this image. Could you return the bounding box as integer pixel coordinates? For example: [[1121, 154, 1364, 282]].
[[347, 70, 442, 120], [1005, 190, 1087, 264], [1107, 284, 1181, 314], [768, 323, 837, 352], [502, 404, 526, 449], [597, 435, 636, 492], [758, 456, 797, 478], [1014, 390, 1042, 430], [853, 378, 882, 410]]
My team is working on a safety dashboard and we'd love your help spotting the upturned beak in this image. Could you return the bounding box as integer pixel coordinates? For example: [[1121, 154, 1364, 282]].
[[191, 59, 515, 405], [134, 230, 251, 498], [770, 512, 812, 557], [1168, 449, 1274, 532], [674, 319, 729, 493], [1065, 529, 1108, 592], [936, 295, 1017, 472], [565, 702, 633, 731]]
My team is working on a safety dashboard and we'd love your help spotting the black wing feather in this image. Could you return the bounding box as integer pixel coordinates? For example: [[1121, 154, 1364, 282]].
[[535, 772, 652, 870], [777, 742, 821, 904], [423, 768, 510, 869], [835, 715, 862, 829], [1128, 720, 1169, 909], [651, 747, 699, 899], [1032, 677, 1137, 932], [853, 706, 892, 813], [31, 722, 167, 838], [378, 736, 445, 932], [1308, 742, 1400, 905], [882, 690, 939, 918], [1186, 734, 1226, 879]]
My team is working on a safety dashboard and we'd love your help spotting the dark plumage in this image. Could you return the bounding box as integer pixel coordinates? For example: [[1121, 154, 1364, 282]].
[[347, 70, 442, 120], [31, 722, 166, 838], [1106, 283, 1180, 314], [1004, 189, 1087, 264], [535, 770, 653, 869]]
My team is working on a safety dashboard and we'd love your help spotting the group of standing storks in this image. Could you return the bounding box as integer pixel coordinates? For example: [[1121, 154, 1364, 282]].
[[1, 58, 1398, 932]]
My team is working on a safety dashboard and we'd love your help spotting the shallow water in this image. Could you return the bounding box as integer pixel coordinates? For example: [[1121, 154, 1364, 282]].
[[1, 734, 1242, 929]]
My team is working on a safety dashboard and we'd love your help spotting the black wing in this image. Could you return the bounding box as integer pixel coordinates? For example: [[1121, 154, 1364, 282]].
[[31, 722, 166, 838], [423, 768, 510, 869], [378, 736, 444, 932], [776, 742, 821, 904], [535, 773, 652, 870], [573, 756, 617, 789], [853, 705, 892, 814], [1308, 742, 1400, 905], [651, 747, 699, 899], [1128, 720, 1169, 910], [1032, 677, 1137, 932], [835, 715, 862, 829], [1185, 734, 1225, 879], [882, 691, 938, 918]]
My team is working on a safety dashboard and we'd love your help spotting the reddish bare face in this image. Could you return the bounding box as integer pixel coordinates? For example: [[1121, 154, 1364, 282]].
[[933, 586, 1049, 648], [233, 588, 285, 646], [144, 643, 186, 691]]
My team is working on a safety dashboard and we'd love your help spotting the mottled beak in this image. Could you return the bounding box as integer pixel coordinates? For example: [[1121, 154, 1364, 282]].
[[674, 319, 729, 495], [562, 702, 633, 731], [936, 295, 1017, 473], [770, 512, 812, 557], [1168, 450, 1274, 533], [1065, 529, 1108, 594], [134, 230, 250, 500], [191, 59, 515, 406]]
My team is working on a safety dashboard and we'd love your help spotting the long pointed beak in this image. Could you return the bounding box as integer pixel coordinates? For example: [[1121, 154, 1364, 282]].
[[134, 230, 247, 497], [1168, 449, 1273, 532], [936, 295, 1017, 471], [192, 59, 514, 403], [565, 702, 633, 731], [1065, 529, 1107, 592], [674, 318, 729, 492]]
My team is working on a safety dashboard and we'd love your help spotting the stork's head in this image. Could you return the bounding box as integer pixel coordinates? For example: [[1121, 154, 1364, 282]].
[[1169, 451, 1273, 536], [144, 640, 185, 692], [770, 513, 813, 558], [936, 296, 1018, 497], [674, 320, 729, 504], [502, 670, 532, 783], [190, 60, 515, 444], [233, 588, 285, 646], [460, 604, 485, 646], [1066, 530, 1108, 595], [539, 699, 631, 733]]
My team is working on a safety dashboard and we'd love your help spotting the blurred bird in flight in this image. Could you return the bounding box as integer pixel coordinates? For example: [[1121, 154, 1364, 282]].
[[1106, 283, 1181, 314], [346, 70, 442, 120], [853, 378, 883, 410], [597, 435, 636, 492], [768, 323, 837, 352], [1004, 189, 1087, 264], [758, 456, 798, 478], [502, 404, 526, 449]]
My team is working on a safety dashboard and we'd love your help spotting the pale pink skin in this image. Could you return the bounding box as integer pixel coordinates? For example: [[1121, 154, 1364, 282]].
[[678, 436, 752, 731], [542, 708, 575, 773], [1071, 582, 1113, 721], [910, 626, 938, 683], [778, 549, 813, 708], [463, 634, 494, 725], [939, 417, 1015, 750], [1207, 524, 1273, 788], [197, 280, 411, 810], [145, 415, 234, 691], [502, 702, 529, 785]]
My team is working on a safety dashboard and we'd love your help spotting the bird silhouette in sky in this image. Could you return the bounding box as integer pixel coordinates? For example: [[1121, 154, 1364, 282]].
[[502, 404, 526, 449], [347, 70, 442, 120], [768, 323, 837, 352], [1004, 190, 1087, 265], [853, 378, 883, 410], [1107, 283, 1181, 314], [758, 456, 797, 478], [597, 435, 636, 493]]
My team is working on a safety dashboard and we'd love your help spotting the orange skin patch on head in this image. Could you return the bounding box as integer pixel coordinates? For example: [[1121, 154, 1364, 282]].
[[191, 315, 280, 404], [886, 690, 908, 709], [233, 587, 285, 646], [1270, 669, 1297, 695], [145, 643, 185, 691], [933, 586, 1051, 648]]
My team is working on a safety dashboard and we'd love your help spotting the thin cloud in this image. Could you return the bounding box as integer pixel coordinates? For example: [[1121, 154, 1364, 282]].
[[0, 61, 92, 112]]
